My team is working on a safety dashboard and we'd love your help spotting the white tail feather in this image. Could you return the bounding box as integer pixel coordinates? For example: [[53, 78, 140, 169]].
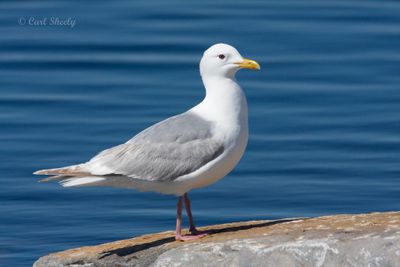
[[61, 177, 106, 187]]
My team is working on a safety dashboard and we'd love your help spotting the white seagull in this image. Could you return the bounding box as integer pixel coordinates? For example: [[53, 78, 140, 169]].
[[34, 43, 260, 241]]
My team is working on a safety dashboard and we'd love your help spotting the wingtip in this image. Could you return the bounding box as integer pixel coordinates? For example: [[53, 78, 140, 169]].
[[34, 169, 55, 175]]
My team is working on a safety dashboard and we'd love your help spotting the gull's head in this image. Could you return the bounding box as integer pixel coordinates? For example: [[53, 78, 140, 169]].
[[200, 43, 260, 79]]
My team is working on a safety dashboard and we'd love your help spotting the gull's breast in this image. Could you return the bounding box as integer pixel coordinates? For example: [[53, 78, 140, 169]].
[[169, 78, 249, 195]]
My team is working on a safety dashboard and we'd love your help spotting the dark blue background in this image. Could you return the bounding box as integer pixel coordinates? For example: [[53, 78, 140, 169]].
[[1, 1, 399, 265]]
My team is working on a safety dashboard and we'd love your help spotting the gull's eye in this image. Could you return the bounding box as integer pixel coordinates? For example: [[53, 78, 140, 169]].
[[218, 54, 225, 60]]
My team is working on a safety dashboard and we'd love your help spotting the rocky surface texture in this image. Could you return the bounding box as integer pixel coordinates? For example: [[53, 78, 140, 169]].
[[34, 211, 400, 267]]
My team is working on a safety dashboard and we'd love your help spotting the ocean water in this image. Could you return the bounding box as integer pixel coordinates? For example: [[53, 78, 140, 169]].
[[0, 0, 399, 265]]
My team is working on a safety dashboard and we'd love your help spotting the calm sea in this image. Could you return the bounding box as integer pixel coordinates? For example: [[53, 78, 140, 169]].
[[0, 0, 399, 265]]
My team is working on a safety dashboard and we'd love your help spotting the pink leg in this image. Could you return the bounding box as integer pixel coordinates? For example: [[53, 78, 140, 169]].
[[175, 195, 207, 241], [183, 193, 209, 236]]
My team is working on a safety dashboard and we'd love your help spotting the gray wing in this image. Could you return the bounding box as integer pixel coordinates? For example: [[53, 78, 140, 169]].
[[87, 112, 224, 181]]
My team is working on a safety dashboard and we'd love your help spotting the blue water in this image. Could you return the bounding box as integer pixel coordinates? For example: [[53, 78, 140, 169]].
[[1, 0, 400, 265]]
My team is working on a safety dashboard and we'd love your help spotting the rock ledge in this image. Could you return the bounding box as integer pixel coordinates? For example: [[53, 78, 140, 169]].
[[34, 211, 400, 266]]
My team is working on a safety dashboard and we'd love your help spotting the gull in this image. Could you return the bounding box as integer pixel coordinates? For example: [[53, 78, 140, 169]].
[[34, 43, 260, 241]]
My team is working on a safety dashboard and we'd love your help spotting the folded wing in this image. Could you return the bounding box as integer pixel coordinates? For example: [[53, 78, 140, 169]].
[[82, 112, 224, 182]]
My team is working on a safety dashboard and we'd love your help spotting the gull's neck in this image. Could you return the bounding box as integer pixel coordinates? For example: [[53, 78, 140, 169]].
[[191, 76, 248, 129]]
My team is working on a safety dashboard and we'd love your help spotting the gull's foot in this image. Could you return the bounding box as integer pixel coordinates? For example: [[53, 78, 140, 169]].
[[190, 227, 212, 235], [175, 232, 208, 241]]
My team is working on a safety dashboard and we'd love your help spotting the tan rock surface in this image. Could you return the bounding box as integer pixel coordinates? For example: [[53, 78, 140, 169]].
[[34, 211, 400, 267]]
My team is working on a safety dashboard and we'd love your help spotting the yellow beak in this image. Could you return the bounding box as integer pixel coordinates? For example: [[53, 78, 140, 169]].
[[235, 58, 260, 70]]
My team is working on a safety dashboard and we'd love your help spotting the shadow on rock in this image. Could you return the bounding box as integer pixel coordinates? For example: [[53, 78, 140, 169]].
[[100, 218, 300, 259], [100, 236, 176, 258]]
